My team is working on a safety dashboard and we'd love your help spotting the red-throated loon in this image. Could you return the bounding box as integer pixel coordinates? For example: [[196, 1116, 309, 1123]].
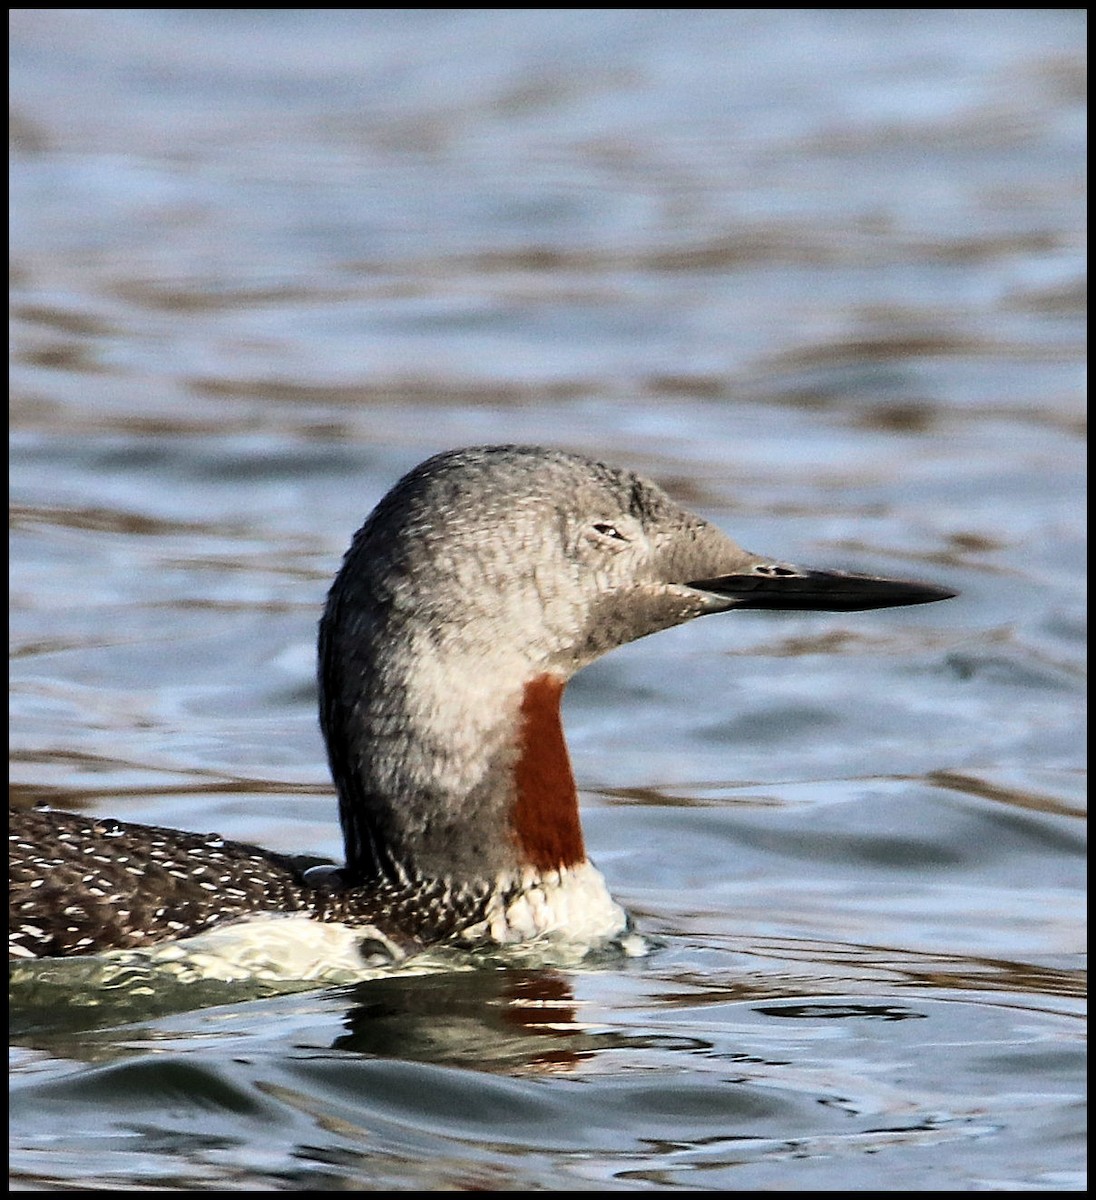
[[9, 445, 955, 973]]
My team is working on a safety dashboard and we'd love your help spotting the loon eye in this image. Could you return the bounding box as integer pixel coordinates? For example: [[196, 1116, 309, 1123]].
[[591, 521, 628, 542]]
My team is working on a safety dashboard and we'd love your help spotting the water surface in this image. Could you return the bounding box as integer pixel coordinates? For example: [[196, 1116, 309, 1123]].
[[9, 9, 1085, 1191]]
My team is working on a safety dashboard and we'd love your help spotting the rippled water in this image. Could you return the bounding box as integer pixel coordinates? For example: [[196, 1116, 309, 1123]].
[[9, 9, 1085, 1191]]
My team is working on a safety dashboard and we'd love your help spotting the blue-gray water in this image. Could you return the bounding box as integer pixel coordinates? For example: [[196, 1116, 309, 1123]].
[[9, 9, 1085, 1191]]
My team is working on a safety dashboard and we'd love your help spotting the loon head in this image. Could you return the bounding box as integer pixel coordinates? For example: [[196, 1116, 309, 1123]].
[[318, 444, 954, 893]]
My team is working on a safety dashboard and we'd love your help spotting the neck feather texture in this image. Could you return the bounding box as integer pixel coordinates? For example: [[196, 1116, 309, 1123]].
[[511, 674, 586, 872]]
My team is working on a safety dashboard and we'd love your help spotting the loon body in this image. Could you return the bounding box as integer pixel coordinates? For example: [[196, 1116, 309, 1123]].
[[9, 445, 955, 969]]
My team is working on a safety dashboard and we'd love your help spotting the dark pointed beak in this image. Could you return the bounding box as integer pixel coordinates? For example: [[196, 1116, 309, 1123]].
[[686, 566, 957, 613]]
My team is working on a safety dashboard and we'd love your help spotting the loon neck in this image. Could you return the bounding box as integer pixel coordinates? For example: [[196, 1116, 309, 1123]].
[[319, 597, 587, 890]]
